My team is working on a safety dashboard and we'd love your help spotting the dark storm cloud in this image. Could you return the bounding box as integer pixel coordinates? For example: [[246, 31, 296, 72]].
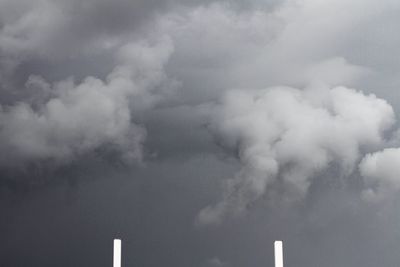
[[0, 0, 209, 100], [1, 0, 400, 267]]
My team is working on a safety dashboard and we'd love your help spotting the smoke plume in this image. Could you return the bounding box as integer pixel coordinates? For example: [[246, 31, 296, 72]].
[[0, 37, 175, 166], [198, 84, 395, 224]]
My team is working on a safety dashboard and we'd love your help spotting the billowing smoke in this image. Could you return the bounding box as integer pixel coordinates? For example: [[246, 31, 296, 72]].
[[360, 147, 400, 202], [0, 37, 175, 166], [198, 84, 395, 224]]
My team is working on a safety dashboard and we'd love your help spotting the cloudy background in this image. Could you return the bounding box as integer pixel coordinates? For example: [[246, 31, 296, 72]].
[[1, 0, 400, 266]]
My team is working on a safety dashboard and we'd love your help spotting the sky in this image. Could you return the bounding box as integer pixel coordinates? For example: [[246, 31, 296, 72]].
[[1, 0, 400, 266]]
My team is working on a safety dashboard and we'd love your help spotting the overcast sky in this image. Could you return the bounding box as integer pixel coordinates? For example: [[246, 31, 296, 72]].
[[1, 0, 400, 266]]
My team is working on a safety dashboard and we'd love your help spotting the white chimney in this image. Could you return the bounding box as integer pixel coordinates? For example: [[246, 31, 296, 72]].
[[114, 239, 121, 267], [274, 240, 283, 267]]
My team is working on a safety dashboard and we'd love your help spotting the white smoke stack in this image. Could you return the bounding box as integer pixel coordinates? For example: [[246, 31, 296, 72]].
[[274, 240, 283, 267], [114, 239, 121, 267]]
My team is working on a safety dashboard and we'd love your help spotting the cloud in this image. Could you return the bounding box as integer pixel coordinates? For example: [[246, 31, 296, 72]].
[[359, 147, 400, 202], [197, 84, 395, 225], [0, 36, 175, 167], [157, 0, 377, 108]]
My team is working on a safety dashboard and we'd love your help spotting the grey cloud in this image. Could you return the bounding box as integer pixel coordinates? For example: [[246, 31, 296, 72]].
[[0, 0, 210, 95], [198, 84, 395, 224], [159, 1, 373, 106], [0, 36, 175, 167], [359, 147, 400, 202]]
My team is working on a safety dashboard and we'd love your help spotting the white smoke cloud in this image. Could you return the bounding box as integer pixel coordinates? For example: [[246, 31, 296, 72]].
[[198, 84, 395, 225], [0, 37, 175, 166], [359, 148, 400, 202]]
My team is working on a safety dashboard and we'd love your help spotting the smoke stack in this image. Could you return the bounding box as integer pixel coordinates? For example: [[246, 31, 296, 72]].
[[274, 240, 283, 267], [114, 239, 121, 267]]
